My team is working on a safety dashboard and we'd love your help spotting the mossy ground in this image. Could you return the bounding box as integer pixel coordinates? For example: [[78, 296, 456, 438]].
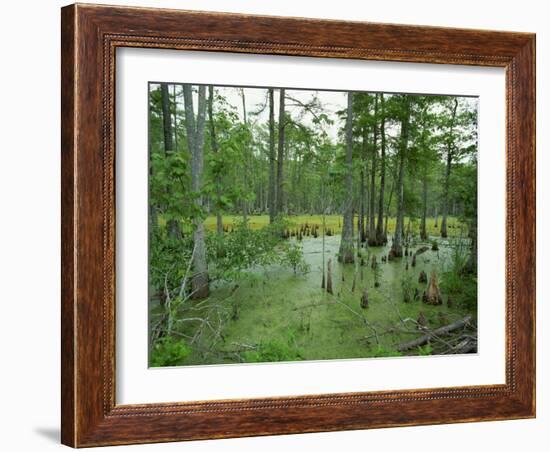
[[150, 215, 476, 366]]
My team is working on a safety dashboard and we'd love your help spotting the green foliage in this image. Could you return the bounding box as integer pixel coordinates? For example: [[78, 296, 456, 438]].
[[207, 218, 297, 279], [149, 229, 193, 295], [147, 83, 479, 366], [150, 152, 194, 221], [447, 239, 470, 274], [401, 272, 415, 302], [441, 239, 477, 310], [244, 330, 304, 363], [373, 260, 382, 287], [441, 271, 477, 311], [372, 345, 402, 358], [416, 344, 433, 356], [204, 90, 257, 213], [453, 162, 478, 221], [281, 243, 310, 275], [150, 337, 191, 367]]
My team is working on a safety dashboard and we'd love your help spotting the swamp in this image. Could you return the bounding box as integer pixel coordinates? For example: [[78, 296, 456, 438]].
[[148, 84, 478, 367]]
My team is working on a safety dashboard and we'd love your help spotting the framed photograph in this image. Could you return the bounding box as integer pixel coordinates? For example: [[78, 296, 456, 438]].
[[61, 3, 535, 447]]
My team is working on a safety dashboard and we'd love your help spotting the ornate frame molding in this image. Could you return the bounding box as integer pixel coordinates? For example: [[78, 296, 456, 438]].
[[61, 4, 535, 447]]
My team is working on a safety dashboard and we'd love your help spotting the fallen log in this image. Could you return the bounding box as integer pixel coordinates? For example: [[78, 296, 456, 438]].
[[396, 315, 473, 352], [448, 338, 477, 354], [414, 246, 429, 257]]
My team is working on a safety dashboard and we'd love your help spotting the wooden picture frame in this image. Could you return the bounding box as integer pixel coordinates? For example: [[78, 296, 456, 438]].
[[61, 3, 535, 447]]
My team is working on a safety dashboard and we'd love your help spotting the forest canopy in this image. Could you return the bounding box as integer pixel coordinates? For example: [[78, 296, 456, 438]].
[[148, 83, 478, 367]]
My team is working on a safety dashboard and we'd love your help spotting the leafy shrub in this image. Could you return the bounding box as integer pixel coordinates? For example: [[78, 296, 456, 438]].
[[150, 337, 191, 367], [416, 344, 433, 356], [244, 339, 304, 363], [149, 152, 193, 223], [401, 273, 415, 302], [372, 345, 402, 358], [244, 328, 304, 363], [206, 217, 305, 279], [447, 239, 470, 274], [441, 239, 477, 310], [281, 243, 310, 275], [149, 229, 193, 296], [441, 271, 477, 311]]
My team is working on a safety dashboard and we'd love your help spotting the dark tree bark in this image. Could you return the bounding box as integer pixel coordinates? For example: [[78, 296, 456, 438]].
[[465, 197, 478, 274], [368, 94, 379, 245], [161, 84, 174, 153], [321, 178, 328, 289], [172, 85, 179, 152], [390, 96, 411, 258], [464, 218, 478, 274], [338, 92, 355, 264], [148, 137, 158, 232], [361, 126, 368, 241], [359, 168, 365, 243], [420, 165, 428, 240], [419, 102, 430, 241], [183, 85, 209, 299], [268, 88, 276, 223], [149, 89, 158, 232], [240, 88, 249, 224], [276, 89, 286, 216], [375, 94, 387, 245], [441, 98, 458, 238], [326, 258, 333, 294], [160, 83, 182, 240], [208, 86, 223, 236], [384, 172, 395, 239]]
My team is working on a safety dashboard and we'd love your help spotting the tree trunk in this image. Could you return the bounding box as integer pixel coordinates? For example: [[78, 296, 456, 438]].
[[368, 95, 378, 245], [148, 137, 158, 232], [338, 92, 355, 264], [465, 217, 477, 273], [353, 205, 361, 289], [276, 88, 286, 216], [326, 258, 333, 294], [183, 84, 209, 299], [240, 88, 249, 224], [160, 83, 182, 239], [375, 94, 386, 245], [441, 98, 458, 238], [362, 126, 368, 240], [148, 90, 158, 232], [161, 83, 174, 152], [390, 96, 411, 258], [440, 149, 452, 238], [384, 174, 395, 238], [420, 166, 428, 240], [321, 181, 327, 289], [359, 168, 365, 243], [268, 88, 276, 223], [172, 85, 179, 152], [208, 86, 223, 236]]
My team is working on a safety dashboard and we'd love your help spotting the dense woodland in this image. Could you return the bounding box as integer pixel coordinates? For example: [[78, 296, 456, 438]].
[[148, 83, 478, 367]]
